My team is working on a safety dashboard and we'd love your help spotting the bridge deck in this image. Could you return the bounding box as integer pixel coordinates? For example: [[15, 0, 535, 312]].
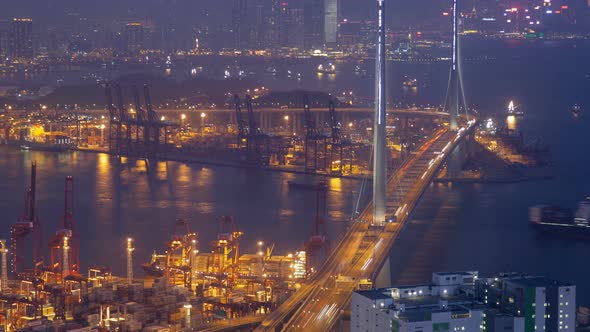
[[205, 122, 474, 332], [257, 122, 474, 331]]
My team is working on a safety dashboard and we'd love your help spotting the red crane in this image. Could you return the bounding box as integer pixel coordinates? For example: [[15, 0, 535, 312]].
[[11, 162, 43, 275], [304, 181, 330, 278], [48, 176, 80, 278]]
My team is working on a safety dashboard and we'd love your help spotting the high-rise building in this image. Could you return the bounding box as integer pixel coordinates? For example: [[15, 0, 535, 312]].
[[339, 20, 360, 50], [123, 23, 145, 54], [232, 0, 277, 50], [476, 274, 576, 332], [278, 1, 305, 49], [324, 0, 338, 46], [8, 18, 33, 60], [303, 0, 324, 50]]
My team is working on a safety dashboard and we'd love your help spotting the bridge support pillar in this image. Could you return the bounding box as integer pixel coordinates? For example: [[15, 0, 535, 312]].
[[447, 141, 465, 178], [374, 256, 392, 288]]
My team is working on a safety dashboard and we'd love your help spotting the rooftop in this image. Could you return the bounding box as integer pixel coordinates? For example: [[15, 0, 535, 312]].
[[357, 289, 390, 301], [506, 276, 573, 288]]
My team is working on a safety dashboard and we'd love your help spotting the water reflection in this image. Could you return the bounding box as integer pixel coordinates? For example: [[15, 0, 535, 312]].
[[506, 115, 517, 130]]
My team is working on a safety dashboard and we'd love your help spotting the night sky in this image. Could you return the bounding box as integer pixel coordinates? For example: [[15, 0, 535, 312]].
[[0, 0, 468, 26]]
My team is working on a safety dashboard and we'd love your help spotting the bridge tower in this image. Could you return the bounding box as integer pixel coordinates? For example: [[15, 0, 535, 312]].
[[373, 0, 387, 225], [445, 0, 467, 131]]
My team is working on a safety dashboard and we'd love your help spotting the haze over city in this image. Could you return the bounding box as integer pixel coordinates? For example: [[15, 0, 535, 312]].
[[0, 0, 588, 331]]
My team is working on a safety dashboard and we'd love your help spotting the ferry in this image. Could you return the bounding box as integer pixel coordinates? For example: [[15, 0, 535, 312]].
[[507, 100, 524, 116], [571, 103, 582, 118], [317, 62, 336, 74], [529, 197, 590, 238], [402, 76, 418, 88]]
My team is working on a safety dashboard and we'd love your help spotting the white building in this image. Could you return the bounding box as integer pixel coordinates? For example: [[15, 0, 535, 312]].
[[352, 272, 576, 332], [352, 272, 486, 332]]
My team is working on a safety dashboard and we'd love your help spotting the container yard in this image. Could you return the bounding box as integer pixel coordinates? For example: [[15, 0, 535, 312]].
[[0, 164, 315, 332]]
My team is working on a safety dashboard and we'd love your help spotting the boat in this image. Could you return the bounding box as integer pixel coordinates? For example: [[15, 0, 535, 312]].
[[287, 180, 327, 191], [529, 197, 590, 238], [20, 145, 30, 151], [142, 262, 165, 277], [142, 251, 166, 277], [402, 76, 418, 88], [317, 62, 336, 74], [507, 100, 524, 116], [571, 103, 582, 118]]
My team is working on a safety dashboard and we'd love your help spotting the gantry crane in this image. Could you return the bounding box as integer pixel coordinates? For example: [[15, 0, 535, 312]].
[[304, 181, 329, 278], [234, 95, 248, 149], [245, 95, 270, 166], [303, 95, 328, 173], [210, 216, 243, 282], [48, 176, 80, 281], [165, 219, 198, 287], [11, 162, 43, 275]]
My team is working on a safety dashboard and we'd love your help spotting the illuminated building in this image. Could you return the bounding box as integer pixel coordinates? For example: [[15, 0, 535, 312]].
[[352, 272, 575, 332], [278, 1, 305, 49], [303, 0, 324, 50], [476, 275, 576, 332], [324, 0, 339, 46], [123, 23, 145, 54], [232, 0, 278, 50], [8, 18, 33, 60], [351, 272, 486, 332]]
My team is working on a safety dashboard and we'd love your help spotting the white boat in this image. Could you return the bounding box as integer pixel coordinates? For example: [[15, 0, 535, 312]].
[[507, 100, 524, 116]]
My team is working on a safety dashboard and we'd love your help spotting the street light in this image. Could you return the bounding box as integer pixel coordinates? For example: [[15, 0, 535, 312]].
[[200, 112, 206, 135], [100, 124, 105, 146], [181, 113, 186, 127], [161, 116, 166, 121], [284, 115, 289, 131]]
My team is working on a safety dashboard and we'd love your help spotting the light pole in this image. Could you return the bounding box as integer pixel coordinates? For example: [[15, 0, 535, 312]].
[[100, 124, 105, 146], [181, 113, 186, 127], [200, 112, 206, 136], [257, 241, 264, 277], [284, 115, 289, 133]]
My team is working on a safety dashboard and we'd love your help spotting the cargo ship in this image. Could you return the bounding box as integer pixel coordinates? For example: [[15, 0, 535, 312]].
[[529, 198, 590, 238]]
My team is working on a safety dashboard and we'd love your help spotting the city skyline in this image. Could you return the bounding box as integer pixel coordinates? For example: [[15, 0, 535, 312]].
[[0, 0, 588, 330]]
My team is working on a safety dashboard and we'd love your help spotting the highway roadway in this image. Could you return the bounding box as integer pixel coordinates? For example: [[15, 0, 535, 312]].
[[257, 122, 475, 332], [201, 122, 474, 332]]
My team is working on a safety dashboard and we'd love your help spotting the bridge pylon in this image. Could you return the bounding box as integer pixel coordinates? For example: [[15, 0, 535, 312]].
[[444, 0, 468, 130]]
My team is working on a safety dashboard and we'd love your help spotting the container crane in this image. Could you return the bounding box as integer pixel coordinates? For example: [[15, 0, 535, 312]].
[[234, 95, 247, 149], [164, 219, 197, 287], [105, 84, 119, 154], [245, 95, 270, 166], [11, 162, 43, 275], [132, 85, 148, 148], [48, 176, 80, 280], [210, 216, 242, 281], [115, 84, 131, 154], [328, 100, 344, 175], [143, 85, 161, 155], [303, 95, 328, 173], [304, 181, 329, 278]]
